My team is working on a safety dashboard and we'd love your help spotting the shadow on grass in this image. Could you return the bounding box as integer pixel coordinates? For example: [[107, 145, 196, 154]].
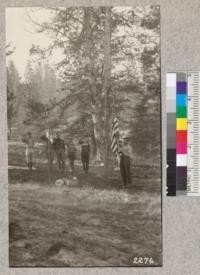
[[9, 162, 161, 195]]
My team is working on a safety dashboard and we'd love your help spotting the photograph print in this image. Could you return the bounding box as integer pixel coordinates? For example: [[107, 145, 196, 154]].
[[6, 6, 162, 267]]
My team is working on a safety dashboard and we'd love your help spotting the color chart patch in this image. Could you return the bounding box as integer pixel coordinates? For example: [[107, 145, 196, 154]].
[[166, 72, 200, 196], [166, 73, 176, 196], [176, 73, 187, 194]]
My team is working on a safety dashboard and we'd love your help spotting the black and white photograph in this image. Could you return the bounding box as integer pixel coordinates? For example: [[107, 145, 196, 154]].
[[6, 6, 162, 267]]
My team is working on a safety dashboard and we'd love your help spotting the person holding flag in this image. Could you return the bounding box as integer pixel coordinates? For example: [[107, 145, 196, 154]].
[[111, 117, 134, 188], [119, 135, 134, 188]]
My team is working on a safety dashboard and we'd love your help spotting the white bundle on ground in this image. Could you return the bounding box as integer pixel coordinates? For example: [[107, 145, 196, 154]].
[[55, 177, 78, 187]]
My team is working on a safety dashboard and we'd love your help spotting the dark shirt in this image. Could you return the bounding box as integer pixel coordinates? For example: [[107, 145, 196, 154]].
[[53, 138, 65, 151], [66, 142, 76, 156], [79, 139, 90, 155], [120, 143, 134, 160]]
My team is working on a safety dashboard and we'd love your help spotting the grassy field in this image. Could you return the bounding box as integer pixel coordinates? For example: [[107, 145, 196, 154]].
[[9, 160, 162, 267]]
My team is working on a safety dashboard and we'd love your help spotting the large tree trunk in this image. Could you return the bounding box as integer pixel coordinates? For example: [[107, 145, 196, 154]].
[[91, 110, 102, 161], [84, 8, 103, 161], [103, 7, 112, 173]]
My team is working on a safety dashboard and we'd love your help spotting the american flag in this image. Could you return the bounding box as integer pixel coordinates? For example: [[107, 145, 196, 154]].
[[111, 117, 120, 155]]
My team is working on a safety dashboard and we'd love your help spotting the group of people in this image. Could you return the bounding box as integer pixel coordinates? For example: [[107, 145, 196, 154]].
[[52, 132, 90, 174], [22, 131, 134, 189], [23, 132, 90, 174]]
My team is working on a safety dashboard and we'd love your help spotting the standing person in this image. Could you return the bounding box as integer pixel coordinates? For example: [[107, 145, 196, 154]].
[[22, 132, 35, 171], [40, 133, 54, 166], [79, 135, 90, 174], [66, 137, 76, 174], [53, 132, 65, 170], [119, 136, 134, 188]]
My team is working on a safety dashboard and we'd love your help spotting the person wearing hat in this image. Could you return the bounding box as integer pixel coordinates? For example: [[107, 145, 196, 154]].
[[22, 132, 35, 171], [119, 136, 134, 188], [79, 135, 90, 174], [53, 132, 66, 170]]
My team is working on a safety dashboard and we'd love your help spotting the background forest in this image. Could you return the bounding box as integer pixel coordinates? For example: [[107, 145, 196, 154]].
[[7, 6, 160, 166]]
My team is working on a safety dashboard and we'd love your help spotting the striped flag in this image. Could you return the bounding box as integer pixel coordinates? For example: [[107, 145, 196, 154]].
[[111, 117, 119, 155]]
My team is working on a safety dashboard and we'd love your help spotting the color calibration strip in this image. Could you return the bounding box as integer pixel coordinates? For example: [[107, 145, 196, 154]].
[[167, 72, 200, 196], [176, 73, 187, 195], [166, 73, 176, 196]]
